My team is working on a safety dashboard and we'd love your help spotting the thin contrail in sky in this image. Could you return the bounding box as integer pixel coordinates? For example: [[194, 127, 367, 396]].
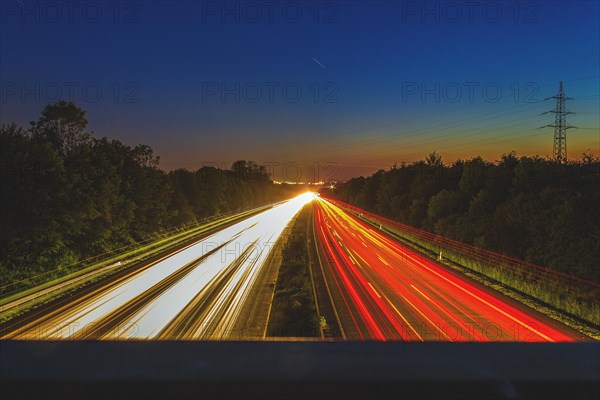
[[312, 57, 326, 69]]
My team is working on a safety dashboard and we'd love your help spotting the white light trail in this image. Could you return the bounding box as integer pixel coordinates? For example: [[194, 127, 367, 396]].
[[11, 193, 314, 340]]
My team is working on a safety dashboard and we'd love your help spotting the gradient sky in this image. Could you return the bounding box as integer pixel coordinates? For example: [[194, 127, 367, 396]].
[[1, 0, 599, 181]]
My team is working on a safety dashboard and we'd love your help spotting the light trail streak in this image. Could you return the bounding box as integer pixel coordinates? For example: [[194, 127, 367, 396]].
[[313, 197, 584, 342], [3, 193, 314, 340]]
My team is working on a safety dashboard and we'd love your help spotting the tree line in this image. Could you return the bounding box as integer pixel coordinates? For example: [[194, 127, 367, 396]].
[[329, 152, 599, 282], [0, 101, 294, 287]]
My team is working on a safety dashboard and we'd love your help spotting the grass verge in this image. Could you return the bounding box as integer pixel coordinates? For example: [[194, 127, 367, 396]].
[[267, 204, 318, 338]]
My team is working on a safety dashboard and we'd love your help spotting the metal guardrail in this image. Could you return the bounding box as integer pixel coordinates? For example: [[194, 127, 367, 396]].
[[325, 198, 600, 302]]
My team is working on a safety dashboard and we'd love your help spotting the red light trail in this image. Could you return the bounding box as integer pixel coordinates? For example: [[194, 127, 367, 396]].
[[314, 197, 585, 341]]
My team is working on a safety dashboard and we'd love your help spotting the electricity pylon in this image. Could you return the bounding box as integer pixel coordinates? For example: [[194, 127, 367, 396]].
[[539, 81, 575, 163]]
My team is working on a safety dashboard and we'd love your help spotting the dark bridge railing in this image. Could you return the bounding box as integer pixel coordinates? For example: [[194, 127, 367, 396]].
[[1, 341, 598, 400]]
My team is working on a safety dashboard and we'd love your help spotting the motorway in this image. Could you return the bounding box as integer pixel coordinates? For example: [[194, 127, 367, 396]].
[[313, 197, 585, 342], [1, 193, 588, 342], [1, 193, 313, 340]]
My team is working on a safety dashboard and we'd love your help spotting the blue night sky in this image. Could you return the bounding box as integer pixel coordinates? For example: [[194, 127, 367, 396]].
[[1, 0, 598, 180]]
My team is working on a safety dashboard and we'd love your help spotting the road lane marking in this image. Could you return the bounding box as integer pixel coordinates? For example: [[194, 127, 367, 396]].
[[368, 282, 382, 299], [377, 255, 390, 266], [411, 284, 432, 301], [348, 253, 361, 267], [382, 294, 424, 341]]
